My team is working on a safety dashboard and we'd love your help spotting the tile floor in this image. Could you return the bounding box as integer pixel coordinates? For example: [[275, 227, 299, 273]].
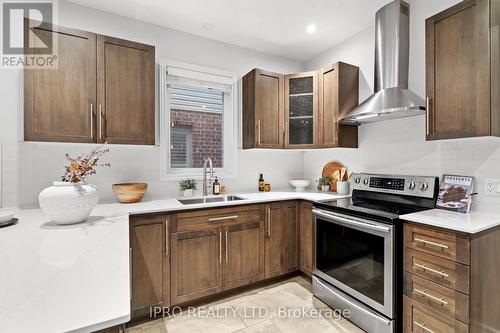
[[126, 276, 365, 333]]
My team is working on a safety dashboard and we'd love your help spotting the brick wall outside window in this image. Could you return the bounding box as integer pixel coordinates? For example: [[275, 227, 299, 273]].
[[171, 109, 223, 168]]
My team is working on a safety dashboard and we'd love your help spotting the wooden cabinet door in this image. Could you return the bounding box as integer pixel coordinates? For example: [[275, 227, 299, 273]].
[[24, 22, 97, 143], [130, 214, 170, 319], [264, 203, 283, 278], [97, 35, 155, 145], [170, 228, 222, 305], [256, 70, 284, 148], [285, 71, 318, 148], [282, 201, 299, 273], [222, 220, 265, 290], [426, 0, 490, 140], [318, 65, 339, 148], [299, 201, 313, 277], [318, 63, 359, 148]]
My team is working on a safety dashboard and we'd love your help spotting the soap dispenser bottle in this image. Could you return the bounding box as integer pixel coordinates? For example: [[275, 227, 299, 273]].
[[213, 177, 221, 195]]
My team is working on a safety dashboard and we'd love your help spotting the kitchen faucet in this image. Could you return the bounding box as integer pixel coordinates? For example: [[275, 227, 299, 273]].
[[202, 157, 214, 196]]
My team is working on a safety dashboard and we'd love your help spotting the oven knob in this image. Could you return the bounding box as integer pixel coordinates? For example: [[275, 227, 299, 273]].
[[363, 178, 369, 185], [421, 183, 429, 191], [408, 182, 416, 190], [355, 177, 361, 184]]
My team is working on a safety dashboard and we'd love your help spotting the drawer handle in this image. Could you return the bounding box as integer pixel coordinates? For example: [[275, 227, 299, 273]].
[[208, 215, 238, 222], [414, 262, 449, 278], [414, 321, 437, 333], [414, 288, 448, 306], [414, 237, 449, 249]]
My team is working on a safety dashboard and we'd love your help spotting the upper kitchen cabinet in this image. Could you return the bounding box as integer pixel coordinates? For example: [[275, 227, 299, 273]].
[[318, 62, 359, 148], [243, 69, 284, 149], [426, 0, 500, 140], [24, 22, 156, 145], [242, 63, 359, 150], [24, 22, 97, 143], [97, 36, 155, 145], [285, 71, 319, 148]]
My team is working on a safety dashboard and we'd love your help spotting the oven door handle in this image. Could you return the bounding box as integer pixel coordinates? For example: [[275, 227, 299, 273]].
[[312, 209, 391, 233]]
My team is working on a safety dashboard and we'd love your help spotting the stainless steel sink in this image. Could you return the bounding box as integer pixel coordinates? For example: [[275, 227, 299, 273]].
[[178, 195, 246, 205]]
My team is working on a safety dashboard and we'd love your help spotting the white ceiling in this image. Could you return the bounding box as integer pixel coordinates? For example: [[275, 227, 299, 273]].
[[66, 0, 391, 62]]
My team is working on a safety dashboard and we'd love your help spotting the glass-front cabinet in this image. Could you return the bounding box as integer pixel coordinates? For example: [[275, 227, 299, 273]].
[[285, 71, 318, 148]]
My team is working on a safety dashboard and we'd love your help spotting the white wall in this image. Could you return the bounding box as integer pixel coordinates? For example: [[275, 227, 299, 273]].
[[302, 0, 500, 213], [0, 0, 305, 208]]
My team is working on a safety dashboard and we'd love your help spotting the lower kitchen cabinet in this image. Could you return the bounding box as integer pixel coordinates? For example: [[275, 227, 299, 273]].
[[264, 201, 299, 278], [130, 200, 313, 320], [403, 222, 500, 332], [264, 203, 284, 278], [299, 201, 313, 277], [170, 228, 222, 305], [129, 214, 170, 319], [282, 201, 299, 273], [223, 220, 265, 290]]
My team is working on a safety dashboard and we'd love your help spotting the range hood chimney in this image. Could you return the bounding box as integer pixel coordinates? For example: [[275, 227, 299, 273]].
[[341, 0, 425, 124]]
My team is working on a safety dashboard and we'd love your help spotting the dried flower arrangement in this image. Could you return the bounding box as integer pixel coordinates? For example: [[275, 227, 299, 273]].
[[62, 144, 111, 183]]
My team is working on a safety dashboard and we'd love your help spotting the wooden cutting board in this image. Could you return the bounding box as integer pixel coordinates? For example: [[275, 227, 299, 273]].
[[322, 161, 345, 192]]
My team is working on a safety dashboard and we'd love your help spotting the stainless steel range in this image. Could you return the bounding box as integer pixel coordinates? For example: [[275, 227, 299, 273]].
[[312, 173, 439, 333]]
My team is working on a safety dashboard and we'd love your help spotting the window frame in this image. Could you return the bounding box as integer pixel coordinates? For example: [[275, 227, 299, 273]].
[[159, 59, 238, 181]]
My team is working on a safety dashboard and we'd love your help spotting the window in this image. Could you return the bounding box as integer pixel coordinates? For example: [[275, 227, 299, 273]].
[[169, 84, 224, 168], [160, 60, 238, 180]]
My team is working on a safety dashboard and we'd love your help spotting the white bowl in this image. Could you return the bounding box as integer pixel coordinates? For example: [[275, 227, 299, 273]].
[[289, 180, 311, 192], [0, 211, 15, 223]]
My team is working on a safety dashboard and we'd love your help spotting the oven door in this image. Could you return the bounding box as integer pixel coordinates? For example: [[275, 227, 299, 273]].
[[313, 208, 394, 318]]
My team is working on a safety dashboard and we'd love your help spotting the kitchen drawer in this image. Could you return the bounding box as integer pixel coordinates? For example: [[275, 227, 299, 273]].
[[404, 249, 470, 294], [404, 272, 469, 323], [404, 224, 470, 265], [173, 205, 263, 232], [404, 295, 469, 333]]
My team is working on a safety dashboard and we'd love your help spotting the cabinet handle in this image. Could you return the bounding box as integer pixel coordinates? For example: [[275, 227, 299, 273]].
[[414, 237, 449, 249], [99, 104, 104, 141], [414, 288, 448, 306], [414, 262, 449, 278], [129, 247, 132, 300], [414, 321, 436, 333], [219, 231, 222, 264], [426, 97, 430, 135], [165, 219, 169, 256], [266, 208, 271, 237], [90, 103, 94, 139], [225, 230, 228, 262], [208, 215, 238, 222], [257, 120, 261, 145]]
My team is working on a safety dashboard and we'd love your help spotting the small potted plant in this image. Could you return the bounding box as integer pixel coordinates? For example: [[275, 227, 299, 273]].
[[38, 144, 110, 225], [318, 176, 333, 192], [179, 179, 197, 197]]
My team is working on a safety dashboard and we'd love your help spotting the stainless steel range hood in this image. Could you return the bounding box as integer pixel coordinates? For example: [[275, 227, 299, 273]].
[[341, 0, 425, 124]]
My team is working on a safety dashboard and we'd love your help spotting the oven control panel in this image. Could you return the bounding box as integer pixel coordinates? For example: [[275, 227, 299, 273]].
[[350, 173, 438, 198]]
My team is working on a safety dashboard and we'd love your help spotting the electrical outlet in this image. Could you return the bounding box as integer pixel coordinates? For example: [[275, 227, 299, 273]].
[[484, 179, 500, 196]]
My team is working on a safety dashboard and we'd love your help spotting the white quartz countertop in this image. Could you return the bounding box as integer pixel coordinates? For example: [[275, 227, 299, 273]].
[[0, 190, 347, 333], [400, 209, 500, 234]]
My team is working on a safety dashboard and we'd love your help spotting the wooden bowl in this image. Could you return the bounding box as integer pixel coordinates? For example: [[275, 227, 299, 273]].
[[112, 183, 148, 203]]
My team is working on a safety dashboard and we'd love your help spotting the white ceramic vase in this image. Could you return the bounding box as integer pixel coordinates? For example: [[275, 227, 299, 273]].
[[321, 185, 330, 192], [39, 182, 99, 225]]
